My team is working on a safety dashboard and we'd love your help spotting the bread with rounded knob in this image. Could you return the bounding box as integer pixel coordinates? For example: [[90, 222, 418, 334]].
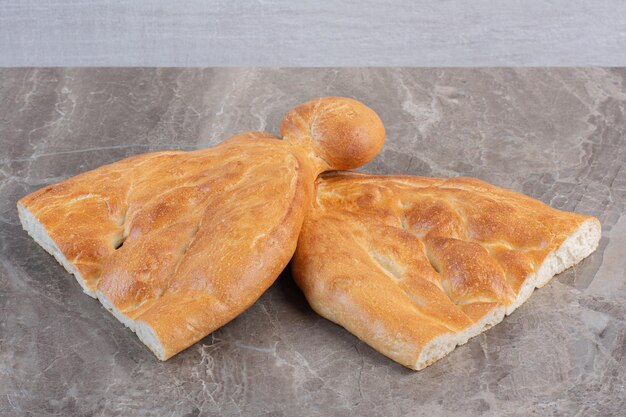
[[18, 97, 386, 360]]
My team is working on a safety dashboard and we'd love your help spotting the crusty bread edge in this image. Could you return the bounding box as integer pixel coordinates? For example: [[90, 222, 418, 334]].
[[507, 217, 601, 315], [17, 202, 96, 298], [19, 199, 603, 368], [97, 289, 167, 360], [413, 217, 601, 370], [18, 202, 168, 360]]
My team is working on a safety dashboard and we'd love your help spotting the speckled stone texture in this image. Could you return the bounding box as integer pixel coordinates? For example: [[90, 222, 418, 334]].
[[1, 68, 625, 417]]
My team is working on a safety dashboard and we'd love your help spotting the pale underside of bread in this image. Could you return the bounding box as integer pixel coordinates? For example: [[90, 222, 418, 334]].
[[292, 173, 601, 370]]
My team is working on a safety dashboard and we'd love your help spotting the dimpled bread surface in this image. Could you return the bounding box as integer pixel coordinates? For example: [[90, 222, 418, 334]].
[[18, 97, 386, 360], [293, 172, 601, 370]]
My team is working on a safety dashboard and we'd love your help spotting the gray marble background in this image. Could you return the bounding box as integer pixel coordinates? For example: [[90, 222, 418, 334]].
[[1, 1, 626, 66], [0, 68, 625, 416]]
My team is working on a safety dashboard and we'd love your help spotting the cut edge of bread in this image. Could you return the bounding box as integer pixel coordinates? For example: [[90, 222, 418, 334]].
[[19, 198, 602, 368], [414, 217, 601, 370], [18, 202, 168, 361], [97, 289, 167, 361], [415, 304, 506, 370], [17, 203, 96, 298], [506, 217, 601, 315]]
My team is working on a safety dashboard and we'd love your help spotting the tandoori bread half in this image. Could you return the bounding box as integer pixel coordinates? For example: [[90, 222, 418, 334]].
[[18, 97, 385, 360], [292, 172, 601, 370]]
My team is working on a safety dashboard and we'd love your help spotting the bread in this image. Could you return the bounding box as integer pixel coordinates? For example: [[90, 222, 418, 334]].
[[292, 172, 601, 370], [17, 97, 386, 360]]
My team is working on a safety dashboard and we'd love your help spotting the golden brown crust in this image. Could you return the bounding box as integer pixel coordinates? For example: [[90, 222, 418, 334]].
[[281, 97, 385, 171], [292, 172, 601, 369], [18, 97, 386, 360]]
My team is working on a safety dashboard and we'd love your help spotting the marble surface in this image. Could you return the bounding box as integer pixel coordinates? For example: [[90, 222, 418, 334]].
[[0, 68, 625, 416]]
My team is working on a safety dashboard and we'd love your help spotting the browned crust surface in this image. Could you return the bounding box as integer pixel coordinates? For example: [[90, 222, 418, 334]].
[[292, 172, 600, 369], [20, 133, 313, 359], [18, 97, 386, 360]]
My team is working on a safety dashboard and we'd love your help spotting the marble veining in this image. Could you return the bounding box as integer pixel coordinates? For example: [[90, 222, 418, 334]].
[[0, 68, 625, 416]]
